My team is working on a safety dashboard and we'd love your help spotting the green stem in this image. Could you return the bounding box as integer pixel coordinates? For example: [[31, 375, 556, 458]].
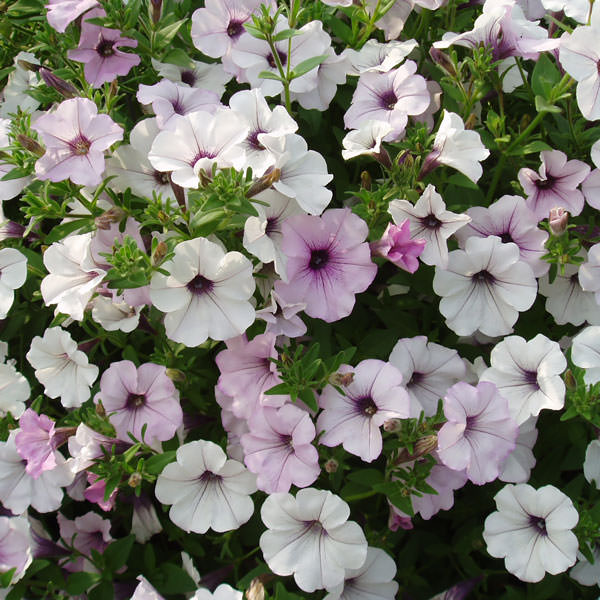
[[266, 34, 291, 114], [344, 490, 378, 502]]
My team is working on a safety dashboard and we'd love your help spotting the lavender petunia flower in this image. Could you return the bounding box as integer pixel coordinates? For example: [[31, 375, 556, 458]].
[[344, 61, 430, 141], [518, 150, 590, 221], [95, 360, 183, 444], [256, 291, 307, 338], [0, 516, 32, 584], [241, 403, 320, 493], [454, 195, 549, 277], [437, 381, 518, 485], [317, 359, 411, 462], [45, 0, 98, 33], [275, 209, 377, 323], [370, 220, 426, 273], [67, 8, 140, 88], [32, 97, 123, 187]]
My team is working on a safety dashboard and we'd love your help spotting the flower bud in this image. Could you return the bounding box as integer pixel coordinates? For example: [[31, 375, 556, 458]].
[[17, 134, 44, 156], [165, 368, 186, 382], [152, 240, 168, 266], [151, 0, 162, 24], [564, 369, 576, 390], [330, 372, 354, 387], [549, 207, 568, 236], [360, 170, 371, 190], [383, 418, 401, 432], [39, 67, 78, 99], [464, 113, 477, 130], [324, 458, 338, 473], [429, 47, 456, 77], [246, 168, 281, 198], [128, 472, 143, 488], [245, 578, 265, 600], [96, 401, 106, 418], [94, 206, 125, 230]]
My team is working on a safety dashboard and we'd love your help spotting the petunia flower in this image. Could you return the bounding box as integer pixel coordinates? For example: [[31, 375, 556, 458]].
[[256, 291, 307, 338], [341, 120, 393, 163], [150, 237, 255, 347], [583, 439, 600, 488], [518, 150, 590, 221], [343, 39, 419, 75], [499, 417, 538, 483], [0, 119, 32, 200], [437, 381, 518, 485], [433, 236, 537, 337], [0, 353, 30, 419], [572, 326, 600, 384], [94, 360, 183, 444], [479, 334, 566, 425], [26, 327, 99, 409], [32, 97, 123, 187], [260, 488, 368, 592], [45, 0, 98, 32], [0, 248, 27, 318], [0, 516, 32, 584], [155, 439, 257, 534], [370, 220, 426, 273], [152, 57, 232, 97], [317, 360, 411, 462], [274, 209, 377, 323], [483, 483, 578, 582], [388, 184, 471, 269], [67, 8, 140, 88], [0, 51, 41, 117]]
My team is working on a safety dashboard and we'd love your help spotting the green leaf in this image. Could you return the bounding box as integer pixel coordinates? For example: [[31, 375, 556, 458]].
[[145, 451, 176, 475], [372, 481, 414, 516], [531, 54, 560, 100], [66, 572, 102, 595], [290, 54, 329, 79], [0, 568, 15, 588], [244, 23, 267, 40], [298, 388, 318, 412], [152, 564, 197, 594], [189, 209, 226, 236], [1, 167, 30, 182], [161, 48, 194, 69], [272, 28, 300, 42], [347, 468, 385, 487], [6, 0, 45, 17], [258, 70, 284, 81], [155, 19, 187, 47], [508, 140, 552, 156], [44, 218, 94, 244], [274, 582, 303, 600], [264, 382, 290, 395], [103, 535, 135, 572], [534, 95, 562, 114], [88, 580, 113, 600]]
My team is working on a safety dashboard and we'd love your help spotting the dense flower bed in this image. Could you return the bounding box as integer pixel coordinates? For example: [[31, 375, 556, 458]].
[[0, 0, 599, 598]]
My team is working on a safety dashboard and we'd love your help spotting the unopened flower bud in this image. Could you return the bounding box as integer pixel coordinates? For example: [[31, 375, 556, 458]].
[[324, 458, 338, 473], [165, 368, 185, 382], [152, 240, 168, 266], [128, 472, 143, 488], [549, 207, 568, 236], [96, 401, 106, 418], [360, 170, 371, 190], [245, 578, 265, 600], [330, 372, 354, 387], [464, 113, 477, 130], [151, 0, 162, 24], [95, 206, 125, 230], [39, 67, 78, 99], [383, 418, 401, 432], [429, 47, 456, 77], [110, 79, 118, 97], [246, 168, 281, 198], [564, 369, 576, 390], [17, 134, 44, 156]]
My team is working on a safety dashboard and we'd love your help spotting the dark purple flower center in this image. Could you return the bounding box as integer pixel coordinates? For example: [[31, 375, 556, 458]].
[[200, 471, 221, 483], [500, 232, 513, 244], [380, 90, 398, 110], [465, 415, 478, 429], [247, 129, 266, 151], [265, 216, 278, 235], [535, 175, 556, 190], [180, 70, 196, 86], [69, 134, 91, 156], [190, 149, 216, 166], [309, 249, 329, 270], [524, 370, 539, 388], [421, 214, 442, 229], [267, 50, 287, 69], [409, 371, 423, 386], [127, 393, 146, 408], [187, 274, 214, 295], [473, 270, 495, 284], [153, 170, 170, 185], [172, 98, 185, 115], [96, 37, 116, 57], [279, 433, 293, 448], [227, 19, 244, 39], [529, 515, 547, 536], [356, 395, 378, 416]]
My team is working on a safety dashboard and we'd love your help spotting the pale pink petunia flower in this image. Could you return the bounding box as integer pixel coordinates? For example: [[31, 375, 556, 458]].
[[317, 359, 411, 462], [518, 150, 590, 221], [578, 243, 600, 303], [32, 97, 123, 187], [0, 516, 32, 584], [274, 208, 377, 323], [370, 220, 426, 273], [241, 403, 320, 493], [67, 8, 140, 88], [0, 248, 27, 319], [437, 381, 518, 485], [94, 360, 183, 444], [256, 291, 307, 339]]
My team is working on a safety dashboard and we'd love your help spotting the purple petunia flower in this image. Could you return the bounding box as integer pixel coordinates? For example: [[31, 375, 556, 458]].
[[94, 360, 183, 445], [67, 8, 140, 88], [32, 97, 123, 187], [274, 208, 377, 323]]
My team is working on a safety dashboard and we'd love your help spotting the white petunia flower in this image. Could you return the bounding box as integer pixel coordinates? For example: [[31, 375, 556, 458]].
[[150, 237, 255, 347], [420, 111, 490, 183], [343, 39, 418, 75], [0, 431, 74, 514], [0, 248, 27, 318], [342, 120, 392, 162], [90, 295, 142, 333], [572, 326, 600, 384], [260, 488, 367, 593], [151, 57, 232, 97], [0, 52, 40, 117], [0, 356, 30, 419], [583, 439, 600, 488], [433, 236, 537, 336], [155, 440, 257, 534], [499, 417, 538, 484], [40, 232, 106, 321], [323, 547, 399, 600], [570, 547, 600, 587], [483, 483, 579, 583], [191, 584, 243, 600], [26, 327, 99, 409], [388, 184, 471, 268], [242, 189, 304, 280], [539, 259, 600, 326], [480, 334, 566, 425], [542, 0, 590, 23]]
